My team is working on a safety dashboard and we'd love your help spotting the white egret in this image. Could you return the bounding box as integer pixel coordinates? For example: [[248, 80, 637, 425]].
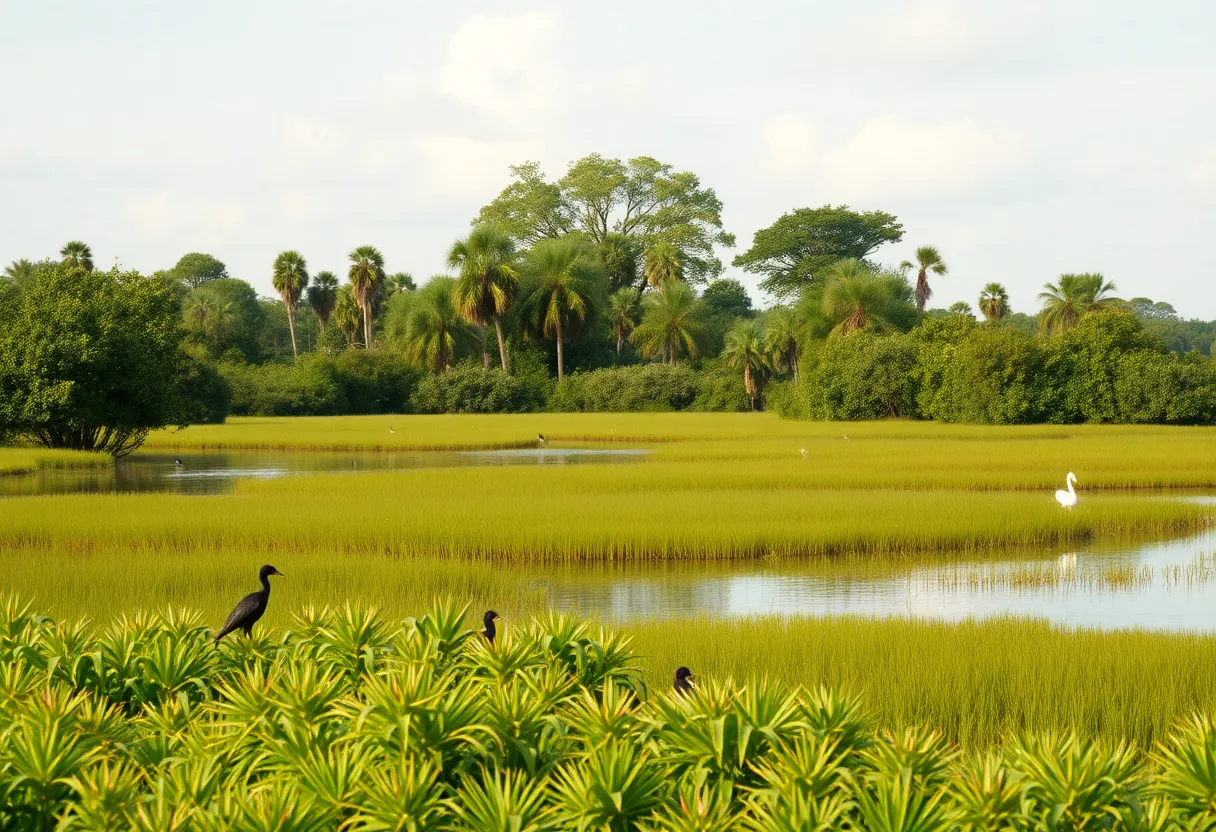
[[800, 447, 808, 460], [389, 426, 396, 435], [1055, 472, 1078, 509]]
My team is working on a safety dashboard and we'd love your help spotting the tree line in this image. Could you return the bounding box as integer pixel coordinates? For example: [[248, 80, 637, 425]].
[[4, 152, 1216, 453]]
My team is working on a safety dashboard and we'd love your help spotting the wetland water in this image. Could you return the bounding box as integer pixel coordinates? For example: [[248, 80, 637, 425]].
[[0, 448, 649, 496], [539, 528, 1216, 632]]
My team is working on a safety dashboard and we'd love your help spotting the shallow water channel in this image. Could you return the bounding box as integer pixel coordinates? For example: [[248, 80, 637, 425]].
[[538, 527, 1216, 632], [0, 448, 648, 496]]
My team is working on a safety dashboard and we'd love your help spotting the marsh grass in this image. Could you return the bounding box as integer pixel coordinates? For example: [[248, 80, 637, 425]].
[[627, 614, 1216, 748], [0, 447, 109, 476]]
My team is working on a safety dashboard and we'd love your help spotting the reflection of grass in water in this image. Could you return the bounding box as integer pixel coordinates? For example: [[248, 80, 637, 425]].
[[922, 562, 1156, 593]]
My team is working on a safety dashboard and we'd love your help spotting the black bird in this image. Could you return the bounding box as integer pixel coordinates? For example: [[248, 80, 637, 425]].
[[483, 610, 501, 644], [537, 434, 546, 449], [214, 565, 283, 643], [174, 458, 183, 466], [674, 666, 695, 695]]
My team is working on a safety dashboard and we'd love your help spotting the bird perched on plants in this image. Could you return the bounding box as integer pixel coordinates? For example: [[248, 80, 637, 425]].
[[215, 564, 283, 643], [483, 610, 501, 644], [674, 666, 695, 695], [537, 434, 546, 448]]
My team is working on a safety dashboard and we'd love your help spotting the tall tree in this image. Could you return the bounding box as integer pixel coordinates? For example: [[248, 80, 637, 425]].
[[762, 306, 802, 384], [389, 272, 417, 293], [448, 226, 520, 373], [643, 243, 681, 288], [1038, 273, 1123, 335], [723, 319, 771, 411], [978, 283, 1010, 323], [608, 288, 641, 354], [332, 286, 362, 348], [733, 206, 904, 299], [307, 271, 339, 344], [181, 278, 265, 361], [630, 281, 709, 364], [900, 245, 948, 315], [821, 259, 904, 336], [271, 251, 309, 359], [171, 252, 228, 288], [399, 277, 478, 372], [518, 236, 606, 379], [701, 278, 754, 320], [598, 232, 641, 292], [348, 246, 386, 349], [477, 154, 734, 284], [4, 259, 37, 288], [60, 241, 94, 273]]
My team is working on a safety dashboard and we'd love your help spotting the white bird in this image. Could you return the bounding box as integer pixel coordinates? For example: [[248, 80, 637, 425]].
[[800, 447, 808, 460], [842, 435, 851, 441], [1055, 472, 1078, 510], [1058, 552, 1078, 571], [389, 427, 396, 435]]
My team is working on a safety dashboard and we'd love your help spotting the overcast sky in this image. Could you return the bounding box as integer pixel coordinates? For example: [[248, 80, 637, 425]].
[[2, 1, 1214, 316]]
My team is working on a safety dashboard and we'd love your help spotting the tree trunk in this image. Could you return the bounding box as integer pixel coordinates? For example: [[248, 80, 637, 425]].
[[286, 304, 298, 359], [789, 342, 800, 385], [745, 365, 756, 411], [494, 316, 509, 374], [362, 302, 373, 349], [616, 329, 623, 354], [555, 315, 565, 380], [317, 320, 327, 353]]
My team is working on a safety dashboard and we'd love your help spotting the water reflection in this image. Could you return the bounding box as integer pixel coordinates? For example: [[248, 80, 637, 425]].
[[0, 448, 648, 497], [541, 530, 1216, 631]]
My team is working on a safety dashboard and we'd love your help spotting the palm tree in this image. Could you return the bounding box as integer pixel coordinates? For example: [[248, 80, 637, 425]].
[[333, 286, 362, 348], [762, 306, 802, 384], [608, 288, 641, 354], [821, 259, 899, 335], [184, 294, 234, 345], [643, 243, 681, 289], [307, 271, 339, 345], [518, 237, 605, 380], [348, 245, 386, 349], [60, 241, 93, 272], [448, 226, 519, 373], [1038, 273, 1122, 335], [271, 251, 309, 359], [401, 277, 478, 372], [3, 259, 36, 289], [723, 319, 771, 411], [389, 272, 416, 293], [630, 281, 708, 364], [900, 246, 948, 315], [978, 283, 1010, 323]]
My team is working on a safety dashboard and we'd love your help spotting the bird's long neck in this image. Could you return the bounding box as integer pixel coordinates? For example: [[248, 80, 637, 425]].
[[1067, 474, 1076, 495], [260, 574, 271, 594]]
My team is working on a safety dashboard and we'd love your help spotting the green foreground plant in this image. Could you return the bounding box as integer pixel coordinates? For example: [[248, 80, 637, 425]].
[[6, 597, 1216, 830]]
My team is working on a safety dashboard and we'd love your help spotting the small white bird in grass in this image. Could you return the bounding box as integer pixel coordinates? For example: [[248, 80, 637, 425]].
[[538, 433, 546, 448], [389, 426, 396, 435], [842, 435, 851, 441], [1055, 472, 1078, 510], [800, 447, 808, 460]]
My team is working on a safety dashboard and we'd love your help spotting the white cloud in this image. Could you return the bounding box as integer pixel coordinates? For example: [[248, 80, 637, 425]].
[[763, 115, 815, 171], [415, 135, 538, 202], [440, 13, 563, 123], [824, 115, 1024, 199], [126, 191, 245, 242], [1192, 148, 1216, 184]]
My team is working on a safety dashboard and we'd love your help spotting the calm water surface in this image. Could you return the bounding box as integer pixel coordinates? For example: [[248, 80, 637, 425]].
[[0, 448, 648, 496], [540, 528, 1216, 632]]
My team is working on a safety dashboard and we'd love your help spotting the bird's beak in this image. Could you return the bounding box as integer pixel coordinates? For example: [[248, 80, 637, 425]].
[[274, 570, 285, 577]]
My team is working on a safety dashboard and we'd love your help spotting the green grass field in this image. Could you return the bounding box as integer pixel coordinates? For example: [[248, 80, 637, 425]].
[[0, 447, 109, 476]]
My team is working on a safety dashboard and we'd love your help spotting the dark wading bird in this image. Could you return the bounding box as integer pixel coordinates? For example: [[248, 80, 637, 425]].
[[483, 610, 501, 644], [674, 666, 695, 695], [537, 433, 546, 449], [214, 564, 283, 643]]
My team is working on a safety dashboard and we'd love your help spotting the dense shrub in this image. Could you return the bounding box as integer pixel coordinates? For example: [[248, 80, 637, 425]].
[[550, 363, 702, 412], [331, 349, 421, 413], [922, 326, 1053, 424], [689, 359, 750, 412], [410, 362, 544, 414], [177, 357, 232, 424], [1115, 350, 1216, 424], [220, 358, 346, 416], [803, 333, 920, 419], [7, 599, 1216, 830]]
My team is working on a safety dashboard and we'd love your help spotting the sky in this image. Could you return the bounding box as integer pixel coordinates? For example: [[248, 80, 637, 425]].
[[2, 0, 1214, 316]]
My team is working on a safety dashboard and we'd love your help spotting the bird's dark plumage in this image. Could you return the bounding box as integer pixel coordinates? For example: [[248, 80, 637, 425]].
[[483, 610, 500, 644], [174, 458, 183, 466], [674, 666, 694, 695], [215, 564, 283, 643]]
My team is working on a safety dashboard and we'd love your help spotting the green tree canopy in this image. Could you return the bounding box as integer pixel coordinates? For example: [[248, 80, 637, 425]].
[[0, 264, 189, 455], [390, 276, 479, 372], [59, 241, 94, 273], [630, 281, 710, 364], [476, 154, 734, 285], [607, 288, 641, 355], [448, 225, 520, 373], [348, 245, 386, 349], [820, 259, 916, 336], [1038, 273, 1123, 335], [182, 278, 264, 361], [271, 250, 309, 359], [1129, 297, 1178, 321], [518, 236, 607, 379], [979, 283, 1010, 323], [171, 252, 228, 288], [722, 318, 770, 410], [307, 271, 339, 343], [598, 232, 641, 292], [701, 278, 754, 320], [733, 206, 904, 299]]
